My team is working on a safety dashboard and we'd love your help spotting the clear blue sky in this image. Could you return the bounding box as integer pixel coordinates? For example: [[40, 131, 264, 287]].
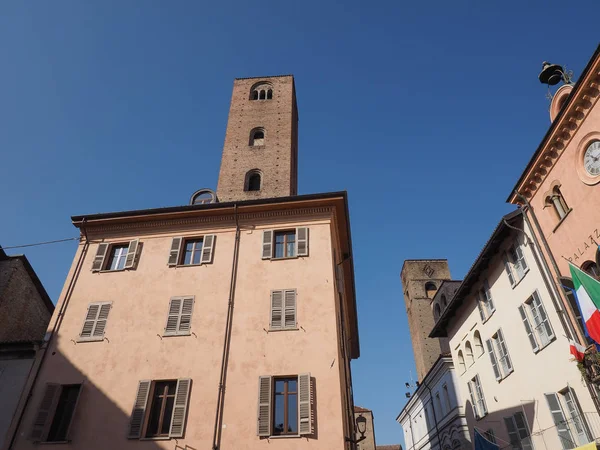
[[1, 1, 598, 445]]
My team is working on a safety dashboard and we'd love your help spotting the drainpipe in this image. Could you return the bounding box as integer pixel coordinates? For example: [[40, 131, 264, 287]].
[[8, 223, 89, 450], [211, 205, 240, 450]]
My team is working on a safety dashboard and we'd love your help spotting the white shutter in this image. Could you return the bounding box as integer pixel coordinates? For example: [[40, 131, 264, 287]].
[[296, 227, 309, 257], [504, 416, 520, 448], [298, 373, 312, 435], [128, 380, 151, 439], [91, 243, 109, 272], [477, 298, 486, 321], [168, 237, 182, 266], [124, 239, 139, 269], [497, 329, 513, 373], [178, 297, 194, 334], [483, 280, 495, 313], [270, 290, 283, 329], [486, 339, 501, 380], [467, 380, 478, 419], [284, 290, 297, 329], [30, 383, 61, 441], [169, 378, 191, 438], [545, 393, 575, 448], [262, 230, 273, 260], [503, 253, 516, 286], [532, 291, 554, 344], [200, 235, 215, 264], [519, 305, 539, 352], [515, 243, 528, 272], [514, 412, 533, 450], [475, 375, 487, 416], [165, 298, 182, 335], [257, 376, 272, 436]]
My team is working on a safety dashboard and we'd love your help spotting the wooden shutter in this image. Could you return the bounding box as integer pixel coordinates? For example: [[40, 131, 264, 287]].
[[515, 244, 528, 272], [30, 383, 61, 441], [486, 339, 501, 380], [503, 254, 515, 285], [519, 305, 538, 351], [165, 298, 182, 335], [169, 378, 191, 438], [80, 304, 100, 339], [262, 230, 273, 260], [298, 373, 312, 435], [477, 298, 486, 322], [168, 237, 182, 266], [284, 290, 297, 329], [178, 298, 194, 333], [80, 302, 111, 341], [124, 239, 139, 269], [532, 291, 554, 342], [497, 329, 512, 372], [475, 375, 487, 415], [200, 235, 216, 264], [93, 303, 112, 338], [257, 376, 272, 436], [467, 380, 478, 419], [270, 290, 283, 329], [483, 280, 495, 312], [296, 227, 309, 257], [503, 416, 520, 447], [128, 380, 151, 439], [91, 243, 109, 272]]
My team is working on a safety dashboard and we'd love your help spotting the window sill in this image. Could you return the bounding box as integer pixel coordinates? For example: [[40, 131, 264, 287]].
[[140, 437, 171, 441], [481, 310, 495, 324], [268, 435, 302, 439], [268, 327, 299, 333], [173, 263, 210, 268], [510, 269, 530, 290], [162, 332, 191, 338], [76, 337, 105, 343], [474, 413, 488, 421], [552, 208, 573, 233], [97, 268, 131, 273], [497, 369, 514, 383], [269, 256, 300, 261], [533, 336, 556, 354]]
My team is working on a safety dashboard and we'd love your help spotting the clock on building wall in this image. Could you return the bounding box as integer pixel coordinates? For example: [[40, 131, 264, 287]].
[[584, 141, 600, 176], [576, 136, 600, 186]]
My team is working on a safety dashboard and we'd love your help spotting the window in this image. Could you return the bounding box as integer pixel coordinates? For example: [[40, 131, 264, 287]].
[[434, 303, 441, 320], [442, 383, 452, 412], [257, 374, 312, 437], [486, 329, 513, 380], [167, 235, 216, 266], [467, 375, 487, 419], [190, 189, 216, 205], [546, 389, 591, 449], [250, 83, 274, 101], [91, 240, 140, 272], [267, 89, 273, 99], [519, 291, 555, 352], [250, 128, 265, 146], [465, 341, 474, 366], [245, 170, 262, 191], [164, 297, 195, 336], [435, 392, 444, 417], [30, 384, 82, 442], [128, 379, 191, 439], [545, 184, 570, 221], [476, 280, 495, 321], [457, 350, 466, 373], [474, 331, 484, 357], [484, 429, 497, 444], [270, 290, 297, 330], [78, 302, 111, 342], [582, 260, 600, 279], [504, 240, 529, 286], [259, 90, 266, 100], [441, 294, 447, 308], [261, 228, 309, 260], [425, 282, 437, 299], [504, 412, 533, 450]]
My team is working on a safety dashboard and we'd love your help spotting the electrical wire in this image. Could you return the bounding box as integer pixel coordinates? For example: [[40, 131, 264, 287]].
[[1, 237, 80, 250]]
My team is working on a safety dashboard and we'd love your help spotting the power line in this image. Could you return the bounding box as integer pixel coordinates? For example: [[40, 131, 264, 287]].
[[2, 237, 80, 250]]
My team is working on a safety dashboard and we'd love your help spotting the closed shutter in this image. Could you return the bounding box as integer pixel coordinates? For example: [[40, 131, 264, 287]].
[[483, 280, 495, 313], [80, 304, 99, 339], [200, 235, 215, 264], [513, 412, 533, 450], [510, 245, 525, 279], [532, 291, 554, 343], [91, 243, 109, 272], [515, 243, 528, 272], [504, 416, 521, 448], [284, 290, 297, 329], [79, 302, 112, 341], [298, 373, 312, 435], [169, 378, 191, 438], [486, 339, 501, 380], [257, 376, 272, 436], [165, 297, 194, 336], [128, 380, 151, 439], [519, 305, 539, 351], [497, 329, 513, 373], [546, 392, 576, 449], [124, 239, 139, 269], [296, 227, 309, 257], [503, 253, 516, 285], [262, 230, 273, 259], [179, 298, 194, 333], [270, 290, 283, 329], [93, 303, 111, 338], [30, 383, 61, 441], [168, 237, 182, 266]]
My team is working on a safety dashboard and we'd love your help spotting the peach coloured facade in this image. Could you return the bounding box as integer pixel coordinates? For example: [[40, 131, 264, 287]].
[[9, 197, 359, 450], [442, 216, 598, 449]]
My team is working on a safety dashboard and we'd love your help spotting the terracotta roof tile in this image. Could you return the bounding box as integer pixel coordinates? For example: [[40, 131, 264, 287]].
[[353, 406, 371, 413]]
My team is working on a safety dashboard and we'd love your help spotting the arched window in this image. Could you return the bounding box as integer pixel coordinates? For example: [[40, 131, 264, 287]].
[[252, 90, 259, 100], [465, 341, 474, 366], [249, 128, 265, 146], [425, 282, 437, 299], [582, 260, 600, 279], [473, 330, 484, 357], [189, 189, 216, 205], [434, 303, 441, 320], [441, 294, 447, 309], [457, 350, 466, 373], [267, 89, 273, 99], [249, 82, 274, 101], [259, 90, 266, 100], [245, 170, 261, 192], [544, 182, 570, 221]]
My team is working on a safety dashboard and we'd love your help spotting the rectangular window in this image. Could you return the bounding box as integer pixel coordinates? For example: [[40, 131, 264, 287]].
[[183, 239, 203, 265], [477, 280, 495, 321], [78, 302, 112, 342], [506, 240, 529, 285], [164, 297, 195, 336], [435, 392, 443, 417], [262, 228, 309, 260], [91, 240, 140, 272], [270, 290, 297, 330], [167, 236, 216, 266], [274, 231, 296, 259], [525, 291, 555, 349], [30, 384, 82, 442], [442, 383, 452, 412], [147, 381, 177, 437], [485, 429, 496, 444], [504, 412, 533, 450], [107, 244, 129, 271], [273, 378, 299, 435], [468, 375, 487, 419], [491, 329, 513, 379], [546, 389, 592, 449]]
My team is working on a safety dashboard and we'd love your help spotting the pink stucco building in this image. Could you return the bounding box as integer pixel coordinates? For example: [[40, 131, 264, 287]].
[[6, 76, 360, 450]]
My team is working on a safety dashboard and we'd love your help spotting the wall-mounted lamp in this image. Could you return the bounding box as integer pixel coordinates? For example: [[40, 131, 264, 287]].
[[346, 414, 367, 444]]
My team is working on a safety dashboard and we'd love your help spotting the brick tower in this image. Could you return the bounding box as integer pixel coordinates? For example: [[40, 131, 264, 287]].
[[401, 259, 451, 381], [216, 75, 298, 202]]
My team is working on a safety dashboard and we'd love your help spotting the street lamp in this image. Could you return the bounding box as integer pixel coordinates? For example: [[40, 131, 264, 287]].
[[346, 414, 367, 444]]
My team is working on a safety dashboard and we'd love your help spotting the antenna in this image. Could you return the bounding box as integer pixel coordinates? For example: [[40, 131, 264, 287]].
[[404, 370, 419, 399]]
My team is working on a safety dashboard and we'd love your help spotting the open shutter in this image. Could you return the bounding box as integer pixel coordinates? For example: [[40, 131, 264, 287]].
[[168, 237, 182, 266], [169, 378, 191, 438], [270, 291, 283, 329], [497, 329, 512, 372], [201, 235, 215, 264], [515, 243, 528, 272], [296, 227, 309, 257], [284, 290, 297, 329], [503, 254, 516, 286], [92, 303, 111, 338], [519, 305, 539, 351], [467, 380, 478, 419], [533, 291, 555, 343], [504, 416, 520, 448], [80, 304, 100, 339], [483, 280, 495, 313], [124, 239, 139, 269], [262, 230, 273, 259], [165, 298, 182, 335], [486, 339, 501, 380], [298, 373, 312, 435], [477, 298, 486, 321], [545, 393, 575, 448], [475, 375, 487, 416], [178, 298, 194, 334], [30, 383, 61, 441], [257, 376, 272, 436], [91, 243, 109, 272], [128, 380, 151, 439]]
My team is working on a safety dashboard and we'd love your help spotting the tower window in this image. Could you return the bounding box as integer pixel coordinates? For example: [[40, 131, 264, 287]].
[[259, 90, 266, 100], [250, 82, 274, 100], [245, 170, 262, 192], [267, 89, 273, 99], [544, 182, 570, 222], [252, 90, 259, 100], [250, 128, 265, 146], [425, 282, 437, 299]]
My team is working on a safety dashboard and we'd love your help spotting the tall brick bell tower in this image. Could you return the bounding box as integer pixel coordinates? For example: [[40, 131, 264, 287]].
[[216, 75, 299, 202], [401, 260, 451, 382]]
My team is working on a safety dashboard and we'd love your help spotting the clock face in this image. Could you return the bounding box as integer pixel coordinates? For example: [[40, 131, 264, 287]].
[[584, 141, 600, 176]]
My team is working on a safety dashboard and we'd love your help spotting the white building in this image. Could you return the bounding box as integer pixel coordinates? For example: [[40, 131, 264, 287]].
[[430, 210, 600, 449], [397, 355, 470, 450]]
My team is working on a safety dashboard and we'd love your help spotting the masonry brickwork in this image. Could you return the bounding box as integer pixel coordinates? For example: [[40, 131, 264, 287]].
[[216, 75, 298, 202], [401, 260, 451, 381]]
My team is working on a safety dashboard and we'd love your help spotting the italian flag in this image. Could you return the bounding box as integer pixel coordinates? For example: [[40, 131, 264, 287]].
[[569, 338, 586, 362], [569, 262, 600, 345]]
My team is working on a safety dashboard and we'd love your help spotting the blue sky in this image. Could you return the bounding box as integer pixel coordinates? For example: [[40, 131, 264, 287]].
[[1, 1, 598, 445]]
